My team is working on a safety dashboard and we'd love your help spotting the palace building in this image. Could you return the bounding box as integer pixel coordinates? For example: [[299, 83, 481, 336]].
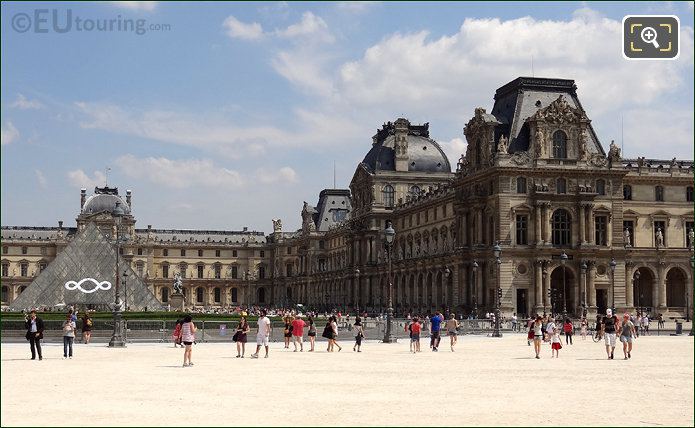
[[2, 77, 693, 318]]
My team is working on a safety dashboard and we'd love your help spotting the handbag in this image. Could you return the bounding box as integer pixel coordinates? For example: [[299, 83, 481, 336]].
[[321, 324, 332, 339], [232, 331, 240, 342]]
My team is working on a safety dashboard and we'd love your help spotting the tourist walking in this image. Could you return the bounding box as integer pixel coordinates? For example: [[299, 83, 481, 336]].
[[62, 312, 76, 359], [307, 316, 317, 352], [353, 317, 364, 352], [550, 326, 562, 358], [445, 314, 459, 351], [251, 310, 272, 359], [511, 313, 518, 332], [181, 314, 197, 367], [429, 311, 443, 352], [580, 317, 588, 340], [291, 315, 306, 352], [172, 319, 183, 348], [657, 313, 664, 329], [527, 319, 535, 346], [81, 312, 93, 344], [620, 313, 637, 360], [642, 314, 650, 335], [601, 309, 619, 359], [532, 316, 543, 359], [563, 318, 573, 345], [24, 310, 44, 361], [234, 316, 250, 358], [283, 316, 293, 349], [410, 317, 422, 353], [328, 315, 342, 352]]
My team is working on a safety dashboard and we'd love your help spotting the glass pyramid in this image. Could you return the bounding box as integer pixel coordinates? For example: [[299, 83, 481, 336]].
[[10, 222, 162, 311]]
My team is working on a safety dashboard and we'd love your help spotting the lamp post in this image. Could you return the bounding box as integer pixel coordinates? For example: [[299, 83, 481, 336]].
[[354, 267, 360, 316], [472, 261, 478, 317], [542, 265, 548, 316], [560, 251, 568, 320], [492, 242, 502, 338], [444, 267, 451, 317], [383, 221, 396, 343], [109, 202, 126, 348], [581, 261, 588, 319], [689, 254, 695, 336], [609, 258, 617, 315], [634, 270, 641, 318]]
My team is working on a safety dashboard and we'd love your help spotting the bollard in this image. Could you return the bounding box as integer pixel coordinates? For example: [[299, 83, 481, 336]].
[[675, 320, 683, 335]]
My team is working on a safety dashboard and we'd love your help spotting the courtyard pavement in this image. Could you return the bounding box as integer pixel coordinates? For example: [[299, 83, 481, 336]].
[[1, 334, 693, 426]]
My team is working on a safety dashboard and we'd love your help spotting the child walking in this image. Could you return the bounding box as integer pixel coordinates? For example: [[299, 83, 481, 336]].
[[551, 326, 562, 358]]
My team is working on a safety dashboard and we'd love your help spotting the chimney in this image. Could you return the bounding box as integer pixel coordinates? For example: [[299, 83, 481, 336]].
[[126, 189, 132, 209], [147, 224, 152, 231], [58, 220, 63, 229], [243, 227, 248, 232], [80, 188, 86, 209], [394, 118, 410, 172]]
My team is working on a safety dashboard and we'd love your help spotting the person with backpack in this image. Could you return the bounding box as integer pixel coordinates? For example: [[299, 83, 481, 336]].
[[352, 317, 364, 352], [81, 312, 93, 344]]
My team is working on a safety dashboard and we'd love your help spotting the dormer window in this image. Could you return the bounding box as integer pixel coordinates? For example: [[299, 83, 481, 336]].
[[552, 130, 567, 159]]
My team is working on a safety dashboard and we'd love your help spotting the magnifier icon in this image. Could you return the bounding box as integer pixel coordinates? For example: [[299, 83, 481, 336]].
[[640, 26, 660, 49]]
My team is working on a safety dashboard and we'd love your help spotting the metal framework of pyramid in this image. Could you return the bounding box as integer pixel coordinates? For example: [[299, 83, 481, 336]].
[[9, 222, 162, 311]]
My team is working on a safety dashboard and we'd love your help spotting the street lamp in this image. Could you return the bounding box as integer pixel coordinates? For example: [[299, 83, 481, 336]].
[[444, 267, 451, 317], [354, 267, 360, 316], [542, 264, 548, 316], [609, 258, 617, 315], [689, 254, 695, 336], [382, 221, 397, 343], [492, 242, 502, 338], [472, 261, 479, 317], [560, 251, 568, 320], [580, 261, 588, 319], [109, 201, 126, 348]]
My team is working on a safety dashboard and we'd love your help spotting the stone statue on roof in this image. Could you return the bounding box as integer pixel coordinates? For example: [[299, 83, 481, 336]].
[[272, 218, 282, 233], [497, 134, 508, 154], [608, 140, 621, 162]]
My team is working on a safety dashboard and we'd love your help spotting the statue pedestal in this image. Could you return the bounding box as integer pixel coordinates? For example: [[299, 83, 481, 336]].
[[170, 293, 185, 312]]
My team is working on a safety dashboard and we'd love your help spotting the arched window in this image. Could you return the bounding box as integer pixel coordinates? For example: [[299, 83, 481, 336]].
[[161, 288, 169, 303], [383, 185, 395, 208], [655, 185, 664, 202], [214, 287, 221, 303], [552, 130, 567, 159], [231, 287, 238, 303], [556, 178, 567, 194], [196, 287, 204, 303], [1, 286, 8, 303], [623, 185, 632, 200], [257, 287, 266, 304], [551, 209, 571, 246], [687, 186, 694, 202], [596, 179, 605, 195], [516, 177, 527, 194], [409, 185, 421, 199]]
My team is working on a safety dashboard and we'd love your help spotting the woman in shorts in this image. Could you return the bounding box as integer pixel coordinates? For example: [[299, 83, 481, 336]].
[[352, 317, 364, 352], [329, 315, 342, 352], [445, 314, 459, 351], [410, 317, 421, 353], [283, 316, 293, 349], [81, 312, 93, 345], [533, 316, 543, 359], [307, 316, 317, 352], [235, 316, 250, 358], [181, 314, 197, 367], [620, 313, 636, 360]]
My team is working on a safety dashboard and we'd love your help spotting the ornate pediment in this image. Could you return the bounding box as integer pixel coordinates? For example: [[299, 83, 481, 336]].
[[530, 95, 586, 124]]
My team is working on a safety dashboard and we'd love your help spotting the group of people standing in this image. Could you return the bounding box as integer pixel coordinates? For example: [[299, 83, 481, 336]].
[[23, 309, 94, 361], [404, 312, 460, 353]]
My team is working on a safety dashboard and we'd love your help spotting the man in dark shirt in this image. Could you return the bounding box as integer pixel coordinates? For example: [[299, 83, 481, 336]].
[[24, 310, 45, 360], [601, 309, 619, 359]]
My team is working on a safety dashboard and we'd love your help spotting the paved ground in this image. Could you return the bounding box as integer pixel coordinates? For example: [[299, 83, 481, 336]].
[[1, 334, 693, 426]]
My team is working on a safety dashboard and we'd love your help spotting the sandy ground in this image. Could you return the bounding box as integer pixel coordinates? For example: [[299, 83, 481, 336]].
[[1, 334, 693, 427]]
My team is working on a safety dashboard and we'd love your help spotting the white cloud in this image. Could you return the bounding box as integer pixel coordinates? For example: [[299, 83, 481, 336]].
[[256, 166, 299, 184], [1, 121, 19, 146], [115, 154, 245, 189], [110, 1, 157, 11], [35, 169, 48, 189], [439, 137, 467, 167], [11, 94, 44, 110], [223, 16, 265, 40], [67, 170, 107, 189], [276, 11, 334, 42]]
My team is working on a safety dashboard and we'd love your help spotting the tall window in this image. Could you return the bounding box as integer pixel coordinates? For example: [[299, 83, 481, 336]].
[[161, 288, 169, 303], [231, 288, 238, 303], [198, 249, 203, 257], [1, 263, 8, 277], [687, 186, 694, 202], [2, 286, 8, 303], [232, 250, 238, 257], [595, 216, 608, 246], [196, 287, 204, 303], [516, 177, 527, 194], [214, 287, 221, 303], [596, 179, 605, 195], [258, 266, 266, 279], [214, 264, 221, 279], [623, 221, 634, 247], [654, 221, 666, 247], [137, 262, 144, 277], [383, 185, 395, 208], [260, 250, 265, 258], [163, 248, 168, 256], [286, 264, 293, 277], [20, 263, 28, 277], [215, 249, 221, 257], [409, 185, 422, 200], [179, 263, 187, 278], [21, 246, 27, 255], [556, 178, 567, 194], [162, 264, 169, 278], [137, 248, 143, 256], [515, 215, 528, 245], [197, 265, 204, 279], [231, 265, 238, 279], [552, 130, 567, 159], [180, 249, 186, 257], [623, 185, 632, 200], [655, 186, 664, 202], [551, 209, 571, 246], [686, 221, 694, 248]]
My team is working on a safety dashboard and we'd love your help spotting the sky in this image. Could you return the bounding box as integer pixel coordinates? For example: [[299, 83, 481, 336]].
[[1, 1, 693, 233]]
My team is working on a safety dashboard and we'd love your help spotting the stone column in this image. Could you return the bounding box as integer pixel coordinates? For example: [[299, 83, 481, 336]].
[[588, 262, 596, 307], [579, 204, 586, 244], [579, 263, 586, 312], [535, 203, 543, 245], [534, 260, 543, 308], [607, 214, 613, 247], [476, 265, 484, 308], [477, 209, 483, 244], [544, 203, 552, 244], [657, 261, 667, 308], [451, 265, 460, 307], [542, 262, 551, 312], [571, 265, 579, 314], [587, 204, 595, 245], [461, 212, 468, 247]]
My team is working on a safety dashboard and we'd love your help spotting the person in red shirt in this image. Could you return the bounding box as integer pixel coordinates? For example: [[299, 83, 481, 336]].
[[410, 317, 422, 353], [291, 315, 306, 352], [563, 318, 574, 345]]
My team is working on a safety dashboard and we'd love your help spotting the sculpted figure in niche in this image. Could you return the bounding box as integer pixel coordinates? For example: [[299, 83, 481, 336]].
[[535, 128, 545, 158], [655, 227, 664, 248], [497, 134, 509, 154], [623, 228, 631, 247]]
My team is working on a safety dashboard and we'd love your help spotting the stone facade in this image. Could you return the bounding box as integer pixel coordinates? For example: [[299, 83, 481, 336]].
[[2, 77, 693, 318]]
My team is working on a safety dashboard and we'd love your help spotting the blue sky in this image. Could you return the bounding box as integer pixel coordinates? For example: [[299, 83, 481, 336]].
[[2, 1, 693, 232]]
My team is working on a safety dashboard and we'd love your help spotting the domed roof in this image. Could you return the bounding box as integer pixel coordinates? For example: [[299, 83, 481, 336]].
[[82, 187, 130, 215], [361, 120, 451, 173]]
